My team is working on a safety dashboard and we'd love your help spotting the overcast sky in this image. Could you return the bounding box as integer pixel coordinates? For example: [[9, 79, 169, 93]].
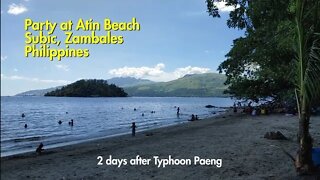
[[1, 0, 243, 96]]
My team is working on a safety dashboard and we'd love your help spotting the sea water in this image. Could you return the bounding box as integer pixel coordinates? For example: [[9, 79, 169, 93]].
[[1, 96, 233, 157]]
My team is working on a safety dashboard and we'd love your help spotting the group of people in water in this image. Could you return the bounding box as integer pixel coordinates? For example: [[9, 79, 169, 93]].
[[131, 106, 200, 136], [23, 106, 200, 154], [21, 112, 75, 129]]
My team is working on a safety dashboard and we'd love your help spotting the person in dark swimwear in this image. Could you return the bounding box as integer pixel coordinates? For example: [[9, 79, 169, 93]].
[[131, 122, 137, 137], [36, 143, 44, 154]]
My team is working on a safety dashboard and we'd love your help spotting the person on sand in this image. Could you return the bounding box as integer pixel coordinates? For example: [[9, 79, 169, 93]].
[[233, 102, 237, 113], [190, 114, 196, 121], [131, 122, 137, 137], [36, 143, 44, 155]]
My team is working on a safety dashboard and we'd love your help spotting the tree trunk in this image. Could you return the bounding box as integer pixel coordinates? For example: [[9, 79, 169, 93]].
[[296, 97, 314, 174]]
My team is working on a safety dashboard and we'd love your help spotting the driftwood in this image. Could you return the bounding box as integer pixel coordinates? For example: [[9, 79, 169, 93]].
[[264, 131, 288, 140]]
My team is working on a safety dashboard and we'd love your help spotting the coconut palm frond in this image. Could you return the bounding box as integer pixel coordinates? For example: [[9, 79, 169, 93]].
[[304, 38, 320, 104]]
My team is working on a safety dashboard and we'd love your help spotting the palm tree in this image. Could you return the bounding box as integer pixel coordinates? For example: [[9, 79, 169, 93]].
[[294, 0, 320, 174]]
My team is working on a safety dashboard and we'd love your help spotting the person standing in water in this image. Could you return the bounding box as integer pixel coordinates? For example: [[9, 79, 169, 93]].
[[177, 107, 180, 115], [131, 122, 137, 137]]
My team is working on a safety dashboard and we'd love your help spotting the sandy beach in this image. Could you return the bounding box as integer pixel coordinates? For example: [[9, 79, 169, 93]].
[[1, 110, 320, 179]]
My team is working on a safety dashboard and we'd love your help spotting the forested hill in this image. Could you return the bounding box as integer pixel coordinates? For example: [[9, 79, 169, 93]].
[[44, 79, 127, 97], [124, 73, 227, 97]]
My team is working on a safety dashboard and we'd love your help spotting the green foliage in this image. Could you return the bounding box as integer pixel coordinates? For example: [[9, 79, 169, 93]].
[[124, 73, 227, 97], [45, 79, 127, 97], [208, 0, 297, 102]]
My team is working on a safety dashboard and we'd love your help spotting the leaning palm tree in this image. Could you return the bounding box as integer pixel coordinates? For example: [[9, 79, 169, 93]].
[[294, 0, 320, 174]]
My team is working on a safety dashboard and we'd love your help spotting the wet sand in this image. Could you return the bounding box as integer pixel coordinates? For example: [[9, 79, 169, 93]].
[[1, 110, 320, 179]]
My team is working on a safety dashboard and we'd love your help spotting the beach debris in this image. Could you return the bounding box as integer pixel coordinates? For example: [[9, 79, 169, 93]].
[[131, 122, 137, 137], [145, 132, 153, 136], [36, 143, 44, 155], [264, 131, 288, 140], [205, 105, 215, 108]]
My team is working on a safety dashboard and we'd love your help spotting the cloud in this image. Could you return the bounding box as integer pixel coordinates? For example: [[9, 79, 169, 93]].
[[214, 2, 238, 12], [109, 63, 211, 82], [7, 3, 28, 15], [1, 74, 71, 84], [55, 64, 70, 72], [173, 66, 210, 78], [109, 63, 165, 78], [1, 55, 8, 61]]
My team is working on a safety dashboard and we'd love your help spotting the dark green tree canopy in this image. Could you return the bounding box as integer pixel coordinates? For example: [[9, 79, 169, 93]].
[[45, 79, 128, 97], [206, 0, 318, 102]]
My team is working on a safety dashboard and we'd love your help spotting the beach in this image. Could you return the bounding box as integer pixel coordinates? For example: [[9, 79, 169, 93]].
[[1, 110, 320, 179]]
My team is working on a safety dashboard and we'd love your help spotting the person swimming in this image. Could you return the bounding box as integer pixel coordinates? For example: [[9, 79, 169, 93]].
[[58, 120, 62, 124], [21, 113, 25, 118], [24, 124, 27, 128], [69, 119, 74, 126]]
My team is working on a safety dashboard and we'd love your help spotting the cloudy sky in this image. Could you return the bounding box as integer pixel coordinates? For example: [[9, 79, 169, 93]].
[[1, 0, 243, 96]]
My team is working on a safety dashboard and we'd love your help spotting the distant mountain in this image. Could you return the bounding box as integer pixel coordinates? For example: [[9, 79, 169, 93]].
[[15, 77, 154, 96], [15, 86, 63, 96], [123, 73, 228, 97], [107, 77, 154, 87], [45, 79, 127, 97], [15, 74, 228, 97]]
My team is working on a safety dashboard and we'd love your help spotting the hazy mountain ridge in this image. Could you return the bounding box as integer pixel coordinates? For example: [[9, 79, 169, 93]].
[[15, 73, 227, 97], [107, 77, 154, 87], [15, 86, 64, 96], [15, 77, 154, 96], [124, 73, 227, 97]]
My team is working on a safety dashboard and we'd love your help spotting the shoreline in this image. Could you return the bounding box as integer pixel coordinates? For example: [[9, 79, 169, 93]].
[[0, 109, 228, 158], [1, 109, 231, 160], [1, 110, 320, 179]]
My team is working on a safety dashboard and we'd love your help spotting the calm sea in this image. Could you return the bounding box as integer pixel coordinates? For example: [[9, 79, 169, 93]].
[[1, 96, 233, 157]]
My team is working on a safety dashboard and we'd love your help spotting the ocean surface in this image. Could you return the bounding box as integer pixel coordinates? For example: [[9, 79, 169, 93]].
[[1, 96, 233, 157]]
